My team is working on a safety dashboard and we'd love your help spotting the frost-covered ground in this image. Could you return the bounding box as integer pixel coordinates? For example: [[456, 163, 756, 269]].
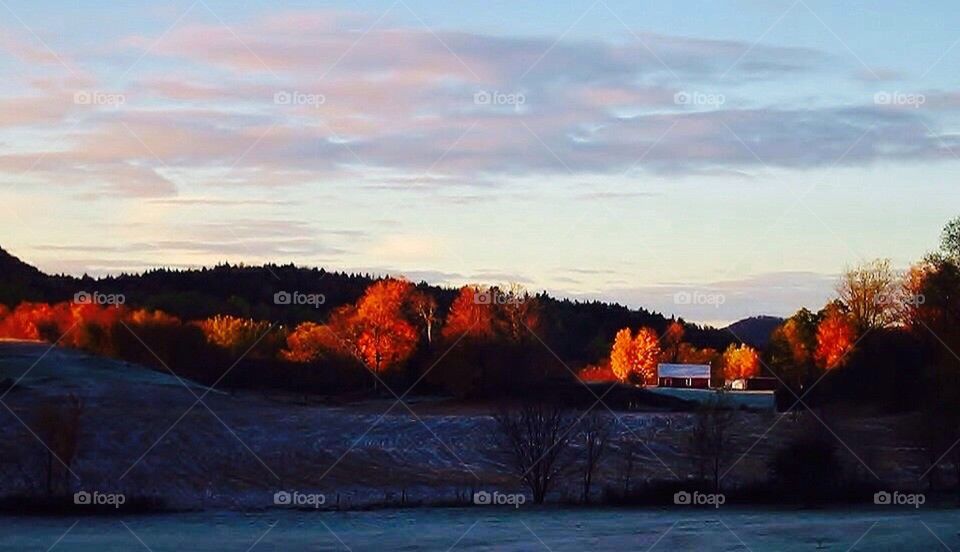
[[3, 508, 960, 551], [0, 341, 695, 509], [0, 341, 934, 511]]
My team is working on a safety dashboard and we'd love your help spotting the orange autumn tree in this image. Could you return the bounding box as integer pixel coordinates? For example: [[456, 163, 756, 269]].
[[677, 343, 719, 365], [765, 308, 819, 388], [0, 300, 197, 364], [0, 301, 129, 348], [661, 320, 685, 363], [775, 318, 812, 367], [609, 326, 661, 385], [0, 301, 63, 340], [633, 327, 661, 385], [434, 284, 543, 397], [342, 278, 419, 373], [900, 261, 936, 329], [609, 328, 636, 381], [281, 322, 340, 363], [65, 303, 125, 354], [722, 343, 761, 380], [441, 285, 495, 340], [815, 304, 857, 370]]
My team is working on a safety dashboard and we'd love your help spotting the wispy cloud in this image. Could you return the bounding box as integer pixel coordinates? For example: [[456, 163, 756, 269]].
[[2, 9, 954, 200]]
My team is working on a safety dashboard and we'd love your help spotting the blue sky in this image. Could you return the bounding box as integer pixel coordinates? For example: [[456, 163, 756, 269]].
[[0, 0, 957, 324]]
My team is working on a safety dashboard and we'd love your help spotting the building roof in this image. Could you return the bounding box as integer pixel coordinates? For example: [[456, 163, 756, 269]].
[[657, 363, 711, 378]]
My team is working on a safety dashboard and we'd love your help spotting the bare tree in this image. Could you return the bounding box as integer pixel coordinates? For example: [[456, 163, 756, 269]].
[[689, 391, 735, 492], [408, 289, 438, 346], [495, 283, 539, 343], [619, 437, 643, 496], [494, 402, 578, 504], [837, 258, 900, 333], [34, 394, 83, 495], [579, 412, 613, 504]]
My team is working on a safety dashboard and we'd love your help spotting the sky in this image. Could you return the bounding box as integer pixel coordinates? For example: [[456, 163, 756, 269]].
[[0, 0, 958, 325]]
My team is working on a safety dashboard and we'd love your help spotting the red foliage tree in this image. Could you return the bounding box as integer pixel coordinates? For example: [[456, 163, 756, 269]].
[[442, 286, 495, 340], [579, 361, 616, 382], [815, 304, 857, 370], [0, 302, 60, 340], [328, 279, 419, 374]]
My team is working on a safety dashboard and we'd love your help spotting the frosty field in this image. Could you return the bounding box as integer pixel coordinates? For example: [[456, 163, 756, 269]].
[[4, 508, 960, 551], [3, 340, 959, 551], [0, 341, 941, 508], [0, 341, 796, 510]]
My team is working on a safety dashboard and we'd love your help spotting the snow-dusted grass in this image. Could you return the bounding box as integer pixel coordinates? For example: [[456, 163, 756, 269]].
[[0, 342, 930, 512], [2, 508, 960, 551]]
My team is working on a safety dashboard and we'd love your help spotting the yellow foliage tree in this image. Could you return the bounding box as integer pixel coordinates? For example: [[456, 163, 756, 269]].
[[197, 315, 273, 355], [722, 343, 760, 381], [609, 328, 635, 382], [609, 326, 661, 385], [634, 327, 661, 385]]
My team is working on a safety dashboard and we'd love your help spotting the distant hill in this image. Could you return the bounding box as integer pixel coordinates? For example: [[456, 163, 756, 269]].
[[0, 246, 737, 359], [0, 247, 65, 306], [723, 316, 784, 349], [0, 247, 45, 282]]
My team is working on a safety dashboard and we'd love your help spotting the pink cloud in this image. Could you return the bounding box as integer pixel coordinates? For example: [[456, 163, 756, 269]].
[[0, 9, 956, 200]]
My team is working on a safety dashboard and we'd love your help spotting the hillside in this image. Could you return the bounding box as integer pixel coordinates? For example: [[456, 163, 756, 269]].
[[0, 248, 58, 306], [723, 315, 784, 348], [0, 247, 737, 357]]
